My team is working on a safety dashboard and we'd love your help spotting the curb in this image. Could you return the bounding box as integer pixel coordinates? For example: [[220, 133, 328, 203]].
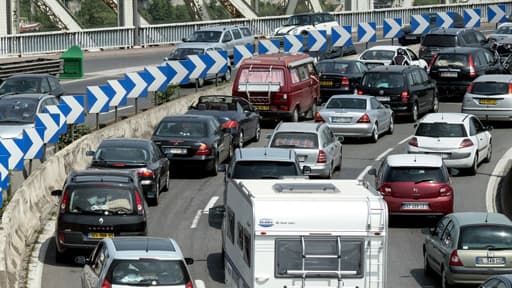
[[486, 146, 512, 213]]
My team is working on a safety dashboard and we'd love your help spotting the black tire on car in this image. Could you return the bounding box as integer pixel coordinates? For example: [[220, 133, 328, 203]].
[[423, 252, 433, 276], [411, 102, 419, 122], [484, 141, 492, 163], [253, 122, 261, 142], [150, 181, 160, 206], [291, 107, 299, 122], [370, 123, 379, 143], [223, 68, 231, 82], [469, 154, 478, 176], [388, 116, 394, 135], [208, 155, 219, 176], [441, 267, 453, 288]]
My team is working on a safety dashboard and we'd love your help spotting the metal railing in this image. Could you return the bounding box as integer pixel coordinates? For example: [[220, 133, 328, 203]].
[[0, 1, 511, 57]]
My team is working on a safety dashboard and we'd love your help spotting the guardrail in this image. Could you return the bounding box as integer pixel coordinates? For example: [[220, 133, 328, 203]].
[[0, 1, 511, 56], [0, 58, 63, 82]]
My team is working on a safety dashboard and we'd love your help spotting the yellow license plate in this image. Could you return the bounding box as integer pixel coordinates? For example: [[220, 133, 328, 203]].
[[254, 105, 270, 111], [320, 80, 333, 87], [479, 99, 497, 105], [89, 233, 114, 239]]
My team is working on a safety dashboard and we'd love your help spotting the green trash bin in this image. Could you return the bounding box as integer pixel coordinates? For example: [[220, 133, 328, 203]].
[[59, 45, 83, 79]]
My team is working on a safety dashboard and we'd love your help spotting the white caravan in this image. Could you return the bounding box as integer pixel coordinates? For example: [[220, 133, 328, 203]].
[[220, 179, 388, 288]]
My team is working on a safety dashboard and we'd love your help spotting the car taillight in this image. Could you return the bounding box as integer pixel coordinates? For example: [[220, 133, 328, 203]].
[[428, 53, 438, 72], [467, 82, 474, 93], [509, 83, 512, 94], [195, 143, 211, 155], [357, 89, 364, 95], [317, 150, 327, 163], [449, 250, 463, 266], [102, 279, 112, 288], [137, 167, 154, 178], [185, 281, 193, 288], [60, 189, 69, 213], [468, 55, 476, 78], [58, 232, 65, 243], [134, 190, 144, 216], [459, 138, 474, 148], [357, 113, 371, 123], [314, 112, 324, 122], [111, 163, 126, 167], [408, 137, 418, 147], [341, 76, 350, 87], [439, 185, 452, 196], [221, 120, 239, 129], [379, 184, 392, 196], [400, 91, 410, 103]]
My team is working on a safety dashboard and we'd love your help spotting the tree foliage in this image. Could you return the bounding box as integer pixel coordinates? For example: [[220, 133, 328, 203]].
[[141, 0, 192, 24], [76, 0, 117, 28], [19, 0, 59, 31]]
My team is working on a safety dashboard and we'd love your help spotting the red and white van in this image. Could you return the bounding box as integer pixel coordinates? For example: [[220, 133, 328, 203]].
[[232, 53, 320, 122]]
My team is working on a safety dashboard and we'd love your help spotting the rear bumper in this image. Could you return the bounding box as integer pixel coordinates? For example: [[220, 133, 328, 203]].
[[55, 230, 147, 253], [462, 107, 512, 121], [384, 196, 453, 215], [327, 123, 373, 137], [299, 162, 331, 178], [259, 110, 292, 120], [407, 148, 474, 168], [448, 266, 512, 284]]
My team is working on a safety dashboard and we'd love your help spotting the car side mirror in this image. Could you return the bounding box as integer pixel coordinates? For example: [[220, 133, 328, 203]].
[[486, 125, 493, 131], [163, 56, 169, 61], [185, 257, 194, 265], [337, 136, 344, 143], [86, 150, 95, 157], [74, 256, 89, 265], [217, 164, 227, 172], [51, 189, 63, 196], [208, 205, 226, 229], [194, 280, 206, 288], [368, 168, 377, 176], [302, 165, 312, 175]]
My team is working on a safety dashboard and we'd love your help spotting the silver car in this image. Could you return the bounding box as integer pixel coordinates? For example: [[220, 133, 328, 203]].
[[267, 122, 342, 178], [488, 23, 512, 42], [316, 95, 394, 143], [462, 74, 512, 121]]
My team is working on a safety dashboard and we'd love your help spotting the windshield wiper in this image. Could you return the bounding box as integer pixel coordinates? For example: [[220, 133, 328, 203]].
[[487, 245, 512, 251], [414, 178, 436, 184], [259, 175, 280, 179]]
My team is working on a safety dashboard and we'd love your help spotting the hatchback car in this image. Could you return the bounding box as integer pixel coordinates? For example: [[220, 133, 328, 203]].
[[151, 115, 232, 176], [315, 95, 394, 142], [87, 138, 170, 206], [479, 274, 512, 288], [54, 170, 148, 262], [316, 59, 368, 102], [267, 122, 342, 178], [424, 212, 512, 287], [358, 45, 428, 70], [79, 237, 205, 288], [357, 65, 438, 122], [371, 154, 453, 216], [428, 47, 503, 98], [0, 73, 64, 97], [408, 113, 492, 175], [462, 74, 512, 121]]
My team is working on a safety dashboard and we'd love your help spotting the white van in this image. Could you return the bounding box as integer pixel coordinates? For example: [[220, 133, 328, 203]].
[[211, 179, 388, 288]]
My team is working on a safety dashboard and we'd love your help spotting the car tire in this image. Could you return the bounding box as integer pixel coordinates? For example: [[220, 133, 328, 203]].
[[227, 143, 234, 161], [253, 122, 261, 142], [208, 155, 219, 176], [388, 116, 394, 135], [335, 155, 342, 171], [309, 101, 318, 119], [469, 154, 478, 176], [441, 267, 453, 288], [291, 108, 299, 122], [150, 181, 160, 206], [411, 102, 419, 122], [424, 252, 433, 276], [238, 131, 244, 148], [162, 171, 170, 192], [223, 68, 232, 82], [370, 124, 379, 143], [325, 162, 333, 179], [431, 95, 439, 113], [484, 141, 492, 163]]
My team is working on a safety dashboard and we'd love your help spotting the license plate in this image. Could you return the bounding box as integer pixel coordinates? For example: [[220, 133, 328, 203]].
[[479, 99, 497, 105], [298, 156, 307, 162], [331, 117, 352, 123], [440, 72, 458, 78], [254, 105, 270, 111], [320, 80, 333, 87], [376, 96, 390, 102], [88, 233, 114, 239], [165, 148, 187, 154], [402, 202, 429, 209], [476, 257, 505, 265]]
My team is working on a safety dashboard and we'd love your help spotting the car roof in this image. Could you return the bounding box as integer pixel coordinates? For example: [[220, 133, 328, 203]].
[[234, 147, 296, 161], [197, 25, 247, 32], [386, 154, 443, 168], [69, 169, 135, 177], [275, 122, 323, 133], [498, 22, 512, 28], [107, 237, 185, 260], [99, 138, 152, 148], [329, 94, 371, 101], [473, 74, 512, 83], [438, 47, 485, 54], [364, 45, 404, 52], [241, 53, 313, 67], [317, 59, 360, 64], [0, 93, 50, 101], [366, 65, 411, 73], [427, 27, 468, 35], [451, 212, 512, 226], [419, 113, 470, 124], [161, 114, 216, 122]]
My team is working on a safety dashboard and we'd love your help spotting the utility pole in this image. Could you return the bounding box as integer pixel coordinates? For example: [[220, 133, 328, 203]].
[[133, 0, 140, 46]]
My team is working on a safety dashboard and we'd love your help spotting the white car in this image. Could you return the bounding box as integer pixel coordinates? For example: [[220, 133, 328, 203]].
[[358, 45, 428, 70], [273, 12, 338, 36], [407, 113, 492, 175], [488, 22, 512, 42]]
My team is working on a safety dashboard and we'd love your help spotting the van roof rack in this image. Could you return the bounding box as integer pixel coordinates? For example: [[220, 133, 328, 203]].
[[272, 183, 338, 193]]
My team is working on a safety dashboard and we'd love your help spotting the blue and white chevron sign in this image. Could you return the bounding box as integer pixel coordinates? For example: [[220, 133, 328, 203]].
[[60, 95, 85, 124], [234, 44, 254, 67], [205, 50, 228, 75], [308, 30, 327, 51], [125, 71, 152, 99], [0, 155, 7, 189], [332, 25, 352, 47], [411, 14, 430, 35], [23, 127, 45, 160], [383, 18, 402, 38], [488, 5, 506, 24], [36, 113, 60, 144], [464, 8, 481, 28], [184, 54, 210, 80], [358, 22, 376, 43], [436, 12, 455, 29], [284, 35, 303, 53], [106, 80, 128, 107], [258, 39, 280, 55], [145, 66, 172, 92], [161, 60, 191, 85], [45, 105, 68, 135], [0, 136, 30, 171], [86, 85, 110, 114]]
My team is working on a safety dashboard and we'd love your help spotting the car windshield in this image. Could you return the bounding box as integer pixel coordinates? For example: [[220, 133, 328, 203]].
[[108, 259, 190, 285], [168, 48, 205, 60], [155, 121, 208, 137], [0, 98, 38, 123], [285, 15, 312, 26], [67, 187, 134, 215], [360, 50, 395, 61], [470, 82, 509, 95], [415, 123, 467, 138], [238, 68, 285, 86], [0, 78, 40, 95], [326, 98, 367, 109], [362, 73, 404, 89], [422, 35, 457, 47], [459, 225, 512, 250], [232, 161, 299, 179], [188, 31, 222, 42], [271, 132, 318, 149], [433, 54, 468, 67], [384, 166, 448, 182], [496, 25, 512, 34], [316, 62, 354, 74], [94, 147, 149, 163]]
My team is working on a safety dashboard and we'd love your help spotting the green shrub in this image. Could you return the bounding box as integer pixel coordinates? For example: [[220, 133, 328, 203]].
[[155, 84, 178, 105], [58, 124, 92, 150]]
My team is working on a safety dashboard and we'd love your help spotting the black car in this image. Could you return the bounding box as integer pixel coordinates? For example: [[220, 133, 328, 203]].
[[186, 95, 260, 148], [316, 59, 368, 103], [357, 65, 438, 122], [86, 138, 170, 206], [0, 74, 64, 97], [398, 12, 465, 46], [152, 114, 233, 176], [54, 169, 148, 261], [419, 27, 489, 63], [428, 47, 504, 98]]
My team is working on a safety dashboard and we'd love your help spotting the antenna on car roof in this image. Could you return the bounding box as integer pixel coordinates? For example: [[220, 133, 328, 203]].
[[484, 213, 489, 223]]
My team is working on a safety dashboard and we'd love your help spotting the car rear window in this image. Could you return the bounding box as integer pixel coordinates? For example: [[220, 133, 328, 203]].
[[433, 54, 468, 67], [107, 259, 190, 285], [0, 98, 38, 123], [155, 121, 207, 137], [232, 161, 299, 179], [238, 68, 285, 86], [459, 225, 512, 250], [471, 82, 509, 95], [360, 50, 395, 61], [383, 166, 448, 183], [67, 187, 134, 215], [316, 62, 353, 74], [326, 98, 367, 109], [422, 35, 457, 47], [95, 147, 149, 163], [362, 73, 404, 89], [271, 132, 318, 149], [415, 123, 467, 137]]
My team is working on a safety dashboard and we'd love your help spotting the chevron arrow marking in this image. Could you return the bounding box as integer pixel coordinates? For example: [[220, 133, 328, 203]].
[[23, 127, 44, 160], [87, 86, 109, 113], [125, 72, 148, 99], [464, 9, 480, 28], [332, 25, 352, 47]]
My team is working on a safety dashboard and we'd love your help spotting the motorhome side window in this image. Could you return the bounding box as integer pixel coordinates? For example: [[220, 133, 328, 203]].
[[275, 237, 364, 278], [307, 63, 318, 78], [226, 208, 235, 244], [237, 222, 251, 267], [298, 66, 309, 81]]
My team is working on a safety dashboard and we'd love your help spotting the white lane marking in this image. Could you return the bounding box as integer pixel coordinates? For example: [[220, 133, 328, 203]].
[[375, 148, 393, 162], [398, 135, 413, 145], [100, 105, 134, 115], [486, 146, 512, 212], [203, 196, 220, 214], [357, 165, 373, 181], [190, 209, 202, 229]]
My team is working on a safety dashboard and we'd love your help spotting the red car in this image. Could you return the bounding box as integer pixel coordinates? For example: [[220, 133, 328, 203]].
[[369, 154, 453, 216]]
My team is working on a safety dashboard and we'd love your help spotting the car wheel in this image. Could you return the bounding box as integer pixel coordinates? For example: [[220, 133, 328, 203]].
[[150, 181, 160, 206], [388, 115, 394, 135], [238, 131, 244, 148], [432, 95, 439, 112], [162, 171, 170, 192], [309, 101, 318, 119], [411, 102, 419, 122], [223, 68, 232, 82], [208, 155, 219, 176], [424, 252, 433, 276], [441, 267, 453, 288], [227, 143, 234, 161], [253, 122, 261, 142], [469, 154, 478, 175], [370, 124, 379, 143], [291, 108, 299, 122], [324, 161, 333, 179], [335, 155, 342, 171], [484, 141, 492, 163]]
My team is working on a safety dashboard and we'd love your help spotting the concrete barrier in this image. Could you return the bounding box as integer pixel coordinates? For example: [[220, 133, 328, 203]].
[[0, 84, 231, 288]]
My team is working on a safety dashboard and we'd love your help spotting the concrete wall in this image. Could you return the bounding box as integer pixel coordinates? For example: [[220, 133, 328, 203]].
[[0, 84, 231, 288]]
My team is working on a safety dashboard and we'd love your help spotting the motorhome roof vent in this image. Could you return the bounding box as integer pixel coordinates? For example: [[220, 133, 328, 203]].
[[272, 183, 339, 193]]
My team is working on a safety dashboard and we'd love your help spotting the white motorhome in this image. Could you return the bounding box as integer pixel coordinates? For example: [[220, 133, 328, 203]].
[[219, 178, 388, 288]]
